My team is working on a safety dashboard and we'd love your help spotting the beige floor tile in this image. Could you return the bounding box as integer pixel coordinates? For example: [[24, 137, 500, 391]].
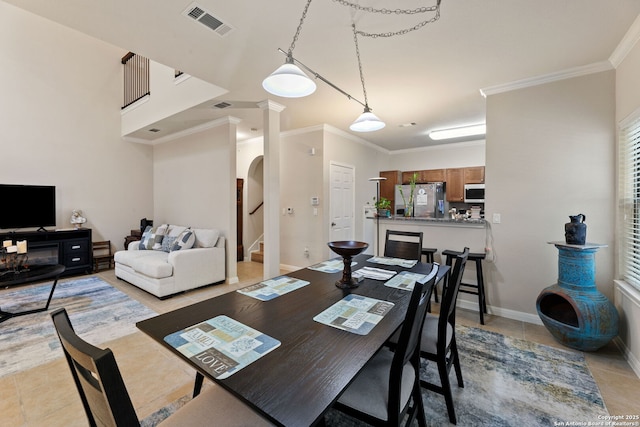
[[0, 376, 24, 427]]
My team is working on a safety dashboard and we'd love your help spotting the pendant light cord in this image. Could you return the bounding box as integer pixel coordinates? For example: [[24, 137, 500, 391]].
[[287, 0, 314, 56], [352, 23, 370, 111]]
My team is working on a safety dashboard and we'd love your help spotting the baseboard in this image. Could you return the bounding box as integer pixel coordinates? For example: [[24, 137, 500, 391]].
[[613, 336, 640, 378], [456, 299, 543, 325]]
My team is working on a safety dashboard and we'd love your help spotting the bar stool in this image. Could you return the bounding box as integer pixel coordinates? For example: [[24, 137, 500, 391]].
[[442, 249, 487, 324], [422, 248, 438, 302]]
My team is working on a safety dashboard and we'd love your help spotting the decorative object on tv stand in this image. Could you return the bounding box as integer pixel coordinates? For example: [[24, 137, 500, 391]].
[[1, 239, 29, 275], [261, 0, 441, 133], [536, 241, 618, 351], [70, 210, 86, 229], [398, 172, 417, 217], [327, 241, 368, 289], [564, 213, 586, 245]]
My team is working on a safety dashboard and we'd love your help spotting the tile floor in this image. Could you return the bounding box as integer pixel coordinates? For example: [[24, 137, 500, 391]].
[[1, 261, 639, 426]]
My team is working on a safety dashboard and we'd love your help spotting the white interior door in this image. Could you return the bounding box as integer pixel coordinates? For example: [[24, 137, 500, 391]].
[[330, 162, 355, 241]]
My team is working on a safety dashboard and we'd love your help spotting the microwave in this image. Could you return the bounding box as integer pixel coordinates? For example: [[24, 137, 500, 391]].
[[464, 183, 485, 203]]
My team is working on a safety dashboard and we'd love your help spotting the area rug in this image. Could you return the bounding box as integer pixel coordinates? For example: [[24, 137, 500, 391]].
[[0, 276, 156, 378], [142, 325, 608, 427]]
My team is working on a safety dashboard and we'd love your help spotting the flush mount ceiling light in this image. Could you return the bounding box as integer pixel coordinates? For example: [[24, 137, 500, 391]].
[[429, 123, 486, 141], [263, 0, 442, 133]]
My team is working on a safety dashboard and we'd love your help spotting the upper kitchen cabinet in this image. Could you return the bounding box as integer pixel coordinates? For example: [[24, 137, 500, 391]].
[[445, 168, 465, 202], [402, 169, 446, 184], [464, 166, 485, 184]]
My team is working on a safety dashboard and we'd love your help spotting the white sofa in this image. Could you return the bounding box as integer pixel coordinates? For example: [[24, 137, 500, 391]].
[[114, 225, 226, 298]]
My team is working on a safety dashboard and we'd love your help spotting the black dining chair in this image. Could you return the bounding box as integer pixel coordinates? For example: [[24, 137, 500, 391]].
[[50, 308, 274, 427], [384, 230, 424, 261], [331, 264, 439, 427], [419, 247, 469, 424]]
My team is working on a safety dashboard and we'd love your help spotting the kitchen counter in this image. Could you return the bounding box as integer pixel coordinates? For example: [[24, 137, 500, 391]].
[[376, 216, 487, 228]]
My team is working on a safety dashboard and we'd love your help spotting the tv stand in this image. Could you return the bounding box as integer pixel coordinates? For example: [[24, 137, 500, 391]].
[[0, 229, 92, 277]]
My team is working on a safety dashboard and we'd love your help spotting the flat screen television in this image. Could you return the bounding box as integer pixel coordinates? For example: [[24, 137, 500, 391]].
[[0, 184, 56, 230]]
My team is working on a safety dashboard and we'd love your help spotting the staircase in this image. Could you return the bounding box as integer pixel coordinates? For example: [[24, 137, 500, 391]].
[[251, 242, 264, 263]]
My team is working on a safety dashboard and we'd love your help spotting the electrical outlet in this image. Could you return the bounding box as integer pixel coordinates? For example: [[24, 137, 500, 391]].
[[492, 213, 501, 224]]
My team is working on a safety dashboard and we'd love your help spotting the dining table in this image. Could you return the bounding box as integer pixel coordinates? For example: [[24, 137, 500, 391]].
[[136, 254, 448, 427]]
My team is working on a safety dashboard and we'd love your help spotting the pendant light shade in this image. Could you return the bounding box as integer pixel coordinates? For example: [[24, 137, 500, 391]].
[[262, 60, 317, 98], [350, 108, 386, 132]]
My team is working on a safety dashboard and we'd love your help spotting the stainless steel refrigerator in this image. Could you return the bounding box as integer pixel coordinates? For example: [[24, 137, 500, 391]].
[[395, 183, 446, 218]]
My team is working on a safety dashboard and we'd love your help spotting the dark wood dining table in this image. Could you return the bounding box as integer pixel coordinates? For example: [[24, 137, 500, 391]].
[[136, 254, 448, 427]]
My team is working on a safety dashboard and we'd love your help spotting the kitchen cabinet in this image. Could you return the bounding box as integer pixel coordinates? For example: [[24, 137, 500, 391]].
[[464, 166, 485, 184], [403, 169, 446, 184], [379, 170, 400, 209], [446, 168, 465, 202]]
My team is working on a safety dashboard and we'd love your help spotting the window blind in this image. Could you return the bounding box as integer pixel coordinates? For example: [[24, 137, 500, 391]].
[[619, 112, 640, 291]]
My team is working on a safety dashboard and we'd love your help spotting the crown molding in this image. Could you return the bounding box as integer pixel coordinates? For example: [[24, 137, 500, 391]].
[[479, 61, 613, 97], [610, 14, 640, 68]]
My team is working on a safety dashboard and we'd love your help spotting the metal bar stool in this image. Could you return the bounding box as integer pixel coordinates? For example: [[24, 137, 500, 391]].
[[442, 249, 487, 324], [422, 248, 438, 302]]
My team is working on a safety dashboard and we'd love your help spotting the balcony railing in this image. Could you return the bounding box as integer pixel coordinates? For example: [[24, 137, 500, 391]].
[[121, 52, 150, 109]]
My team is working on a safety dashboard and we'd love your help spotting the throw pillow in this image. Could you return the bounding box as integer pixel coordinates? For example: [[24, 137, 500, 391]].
[[171, 229, 196, 251], [161, 235, 177, 253], [139, 225, 155, 250], [151, 223, 169, 250]]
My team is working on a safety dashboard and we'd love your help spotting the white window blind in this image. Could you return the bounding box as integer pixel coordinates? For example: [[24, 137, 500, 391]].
[[619, 112, 640, 291]]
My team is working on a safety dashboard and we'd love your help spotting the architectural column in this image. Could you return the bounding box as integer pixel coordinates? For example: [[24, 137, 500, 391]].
[[226, 116, 241, 284], [258, 100, 285, 279]]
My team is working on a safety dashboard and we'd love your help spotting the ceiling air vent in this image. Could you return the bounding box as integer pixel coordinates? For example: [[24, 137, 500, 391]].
[[182, 2, 234, 37], [213, 101, 232, 109]]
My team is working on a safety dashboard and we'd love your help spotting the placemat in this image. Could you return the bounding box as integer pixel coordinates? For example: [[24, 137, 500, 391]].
[[384, 270, 430, 291], [367, 256, 418, 268], [313, 294, 395, 335], [307, 258, 356, 273], [164, 315, 280, 379], [237, 275, 310, 301]]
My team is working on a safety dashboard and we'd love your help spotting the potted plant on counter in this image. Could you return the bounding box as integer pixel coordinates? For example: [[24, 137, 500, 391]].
[[374, 196, 392, 217]]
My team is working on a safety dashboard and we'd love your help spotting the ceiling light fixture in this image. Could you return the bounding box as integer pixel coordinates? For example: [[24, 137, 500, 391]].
[[263, 0, 442, 133], [429, 124, 486, 141], [262, 0, 316, 98]]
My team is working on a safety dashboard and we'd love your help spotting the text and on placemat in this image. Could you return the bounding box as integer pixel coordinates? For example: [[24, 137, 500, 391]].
[[237, 276, 310, 301], [163, 315, 280, 379], [313, 294, 395, 335]]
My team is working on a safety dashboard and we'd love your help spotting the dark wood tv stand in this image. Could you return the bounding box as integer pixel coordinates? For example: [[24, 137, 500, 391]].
[[0, 228, 92, 277]]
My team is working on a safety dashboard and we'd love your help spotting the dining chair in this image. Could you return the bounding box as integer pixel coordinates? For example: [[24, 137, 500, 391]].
[[419, 247, 469, 424], [331, 264, 439, 427], [50, 308, 273, 427], [383, 230, 424, 261]]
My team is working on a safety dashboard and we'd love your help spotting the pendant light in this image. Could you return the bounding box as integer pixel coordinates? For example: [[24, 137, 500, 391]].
[[262, 0, 316, 98], [348, 24, 385, 132]]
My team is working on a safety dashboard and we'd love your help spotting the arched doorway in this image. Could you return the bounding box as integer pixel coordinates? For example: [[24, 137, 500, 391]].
[[244, 155, 264, 261]]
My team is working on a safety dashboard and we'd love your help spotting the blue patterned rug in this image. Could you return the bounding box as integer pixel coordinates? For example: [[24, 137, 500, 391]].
[[0, 276, 156, 378], [326, 325, 608, 426], [142, 325, 608, 427]]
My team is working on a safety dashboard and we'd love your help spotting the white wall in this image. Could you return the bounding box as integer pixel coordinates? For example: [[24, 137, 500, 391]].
[[485, 71, 616, 321], [0, 2, 153, 248], [386, 140, 486, 171], [614, 28, 640, 375]]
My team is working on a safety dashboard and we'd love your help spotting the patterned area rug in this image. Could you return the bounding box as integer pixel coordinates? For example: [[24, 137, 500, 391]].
[[142, 325, 608, 427], [0, 276, 156, 378], [326, 325, 608, 426]]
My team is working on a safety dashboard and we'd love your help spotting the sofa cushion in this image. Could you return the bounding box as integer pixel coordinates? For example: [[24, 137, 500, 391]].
[[129, 253, 173, 279], [193, 228, 220, 248], [171, 228, 195, 251]]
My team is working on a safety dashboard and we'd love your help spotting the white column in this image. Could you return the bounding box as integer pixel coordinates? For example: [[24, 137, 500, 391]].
[[226, 117, 241, 284], [258, 100, 285, 279]]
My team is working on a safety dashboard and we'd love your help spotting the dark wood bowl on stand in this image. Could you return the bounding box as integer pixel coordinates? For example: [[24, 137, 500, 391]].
[[328, 241, 369, 289]]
